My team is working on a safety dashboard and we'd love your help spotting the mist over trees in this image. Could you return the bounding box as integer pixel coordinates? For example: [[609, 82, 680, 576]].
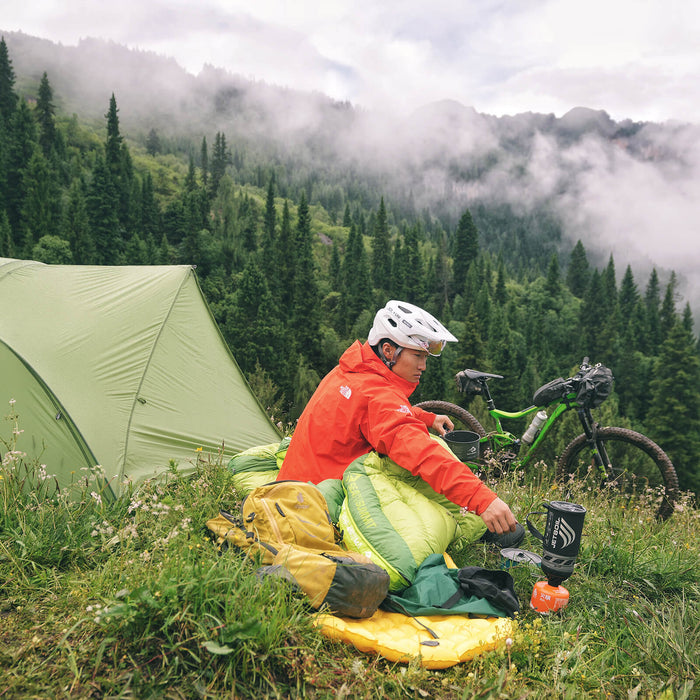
[[1, 36, 699, 495]]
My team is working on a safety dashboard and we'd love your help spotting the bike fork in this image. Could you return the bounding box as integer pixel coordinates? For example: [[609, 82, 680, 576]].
[[578, 408, 610, 475]]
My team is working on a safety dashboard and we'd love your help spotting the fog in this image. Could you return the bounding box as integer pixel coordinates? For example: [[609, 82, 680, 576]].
[[5, 30, 700, 324]]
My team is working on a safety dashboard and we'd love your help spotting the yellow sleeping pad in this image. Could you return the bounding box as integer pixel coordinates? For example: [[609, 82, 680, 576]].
[[314, 609, 515, 670]]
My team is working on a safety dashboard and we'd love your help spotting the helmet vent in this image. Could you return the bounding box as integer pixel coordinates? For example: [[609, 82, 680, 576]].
[[416, 318, 438, 332]]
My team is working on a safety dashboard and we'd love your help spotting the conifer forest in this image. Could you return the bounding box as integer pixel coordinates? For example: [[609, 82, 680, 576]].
[[1, 36, 699, 495]]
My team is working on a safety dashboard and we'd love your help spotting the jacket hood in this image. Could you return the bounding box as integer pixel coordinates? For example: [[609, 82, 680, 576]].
[[339, 341, 419, 397]]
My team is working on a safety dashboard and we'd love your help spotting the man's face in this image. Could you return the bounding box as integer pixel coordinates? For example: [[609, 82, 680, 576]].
[[390, 347, 429, 384]]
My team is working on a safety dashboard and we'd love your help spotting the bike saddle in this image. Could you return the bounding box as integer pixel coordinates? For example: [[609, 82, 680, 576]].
[[457, 369, 504, 381]]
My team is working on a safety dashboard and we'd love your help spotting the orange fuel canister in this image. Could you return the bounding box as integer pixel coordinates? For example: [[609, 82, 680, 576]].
[[530, 581, 570, 613]]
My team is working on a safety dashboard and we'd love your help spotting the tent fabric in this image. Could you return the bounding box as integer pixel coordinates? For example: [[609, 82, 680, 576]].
[[0, 258, 280, 495]]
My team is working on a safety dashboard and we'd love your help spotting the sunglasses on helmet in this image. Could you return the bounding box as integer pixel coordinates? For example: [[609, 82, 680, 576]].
[[411, 337, 447, 356]]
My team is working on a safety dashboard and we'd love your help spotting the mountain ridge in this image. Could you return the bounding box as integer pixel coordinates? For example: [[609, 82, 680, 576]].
[[3, 30, 700, 319]]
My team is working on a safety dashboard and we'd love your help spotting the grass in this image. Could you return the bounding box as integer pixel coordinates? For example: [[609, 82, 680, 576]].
[[1, 409, 699, 699]]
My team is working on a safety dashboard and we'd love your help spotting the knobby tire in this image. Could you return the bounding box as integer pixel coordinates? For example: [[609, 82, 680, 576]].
[[414, 400, 486, 437], [557, 426, 679, 520]]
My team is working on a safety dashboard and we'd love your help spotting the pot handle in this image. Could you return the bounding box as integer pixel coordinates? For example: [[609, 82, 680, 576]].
[[525, 511, 547, 542]]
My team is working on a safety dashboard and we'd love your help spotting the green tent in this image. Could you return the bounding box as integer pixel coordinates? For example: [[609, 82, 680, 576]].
[[0, 258, 281, 496]]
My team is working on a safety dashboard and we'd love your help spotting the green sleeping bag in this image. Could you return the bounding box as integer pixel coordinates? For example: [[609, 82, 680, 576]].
[[338, 447, 487, 591]]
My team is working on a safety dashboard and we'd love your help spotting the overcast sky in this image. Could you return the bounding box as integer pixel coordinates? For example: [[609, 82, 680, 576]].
[[3, 0, 699, 125]]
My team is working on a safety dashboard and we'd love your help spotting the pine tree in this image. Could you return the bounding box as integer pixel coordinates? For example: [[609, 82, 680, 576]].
[[159, 233, 174, 265], [432, 229, 450, 313], [291, 191, 320, 357], [404, 223, 425, 304], [0, 37, 18, 122], [643, 268, 662, 353], [454, 305, 487, 377], [329, 239, 341, 292], [452, 208, 479, 295], [145, 128, 161, 156], [0, 208, 12, 257], [566, 240, 590, 297], [225, 257, 286, 383], [105, 94, 122, 175], [103, 94, 134, 230], [371, 197, 391, 292], [210, 132, 231, 196], [646, 321, 700, 494], [660, 271, 679, 342], [200, 136, 209, 192], [580, 269, 606, 360], [125, 232, 150, 264], [239, 194, 258, 254], [4, 100, 38, 236], [598, 255, 620, 366], [263, 176, 276, 261], [391, 231, 408, 300], [21, 147, 62, 246], [140, 172, 161, 238], [184, 154, 197, 192], [162, 198, 186, 247], [275, 200, 294, 309], [681, 303, 694, 336], [290, 357, 321, 421], [494, 257, 508, 306], [87, 154, 122, 265], [618, 266, 640, 329], [341, 222, 373, 332], [36, 72, 57, 158], [487, 306, 527, 410], [61, 178, 96, 264], [545, 253, 561, 298]]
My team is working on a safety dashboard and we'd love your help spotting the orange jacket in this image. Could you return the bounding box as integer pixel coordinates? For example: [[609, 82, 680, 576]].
[[278, 341, 497, 514]]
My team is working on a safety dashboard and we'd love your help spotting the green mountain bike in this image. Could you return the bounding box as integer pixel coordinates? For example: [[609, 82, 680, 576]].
[[416, 358, 679, 520]]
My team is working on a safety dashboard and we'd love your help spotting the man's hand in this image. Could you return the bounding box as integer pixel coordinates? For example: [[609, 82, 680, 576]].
[[480, 497, 518, 535], [431, 414, 454, 436]]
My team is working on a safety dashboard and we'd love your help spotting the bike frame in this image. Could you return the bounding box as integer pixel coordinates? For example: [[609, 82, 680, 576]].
[[476, 380, 604, 471]]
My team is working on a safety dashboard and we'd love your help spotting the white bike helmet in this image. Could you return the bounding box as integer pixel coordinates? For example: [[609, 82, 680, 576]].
[[368, 300, 458, 356]]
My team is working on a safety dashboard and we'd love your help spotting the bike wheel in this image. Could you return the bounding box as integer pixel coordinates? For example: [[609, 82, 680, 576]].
[[557, 426, 679, 520], [414, 400, 486, 437]]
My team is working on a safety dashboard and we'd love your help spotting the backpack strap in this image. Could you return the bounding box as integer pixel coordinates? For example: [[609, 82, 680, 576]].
[[206, 510, 280, 558]]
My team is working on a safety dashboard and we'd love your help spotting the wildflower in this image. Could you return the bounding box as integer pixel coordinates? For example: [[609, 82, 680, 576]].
[[196, 447, 203, 452], [90, 491, 103, 505], [2, 450, 26, 466], [9, 398, 16, 406]]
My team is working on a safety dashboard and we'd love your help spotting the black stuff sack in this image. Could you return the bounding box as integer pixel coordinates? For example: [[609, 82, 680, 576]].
[[457, 566, 521, 617]]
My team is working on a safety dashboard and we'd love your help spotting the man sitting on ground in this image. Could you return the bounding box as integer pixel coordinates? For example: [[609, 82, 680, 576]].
[[278, 299, 524, 547]]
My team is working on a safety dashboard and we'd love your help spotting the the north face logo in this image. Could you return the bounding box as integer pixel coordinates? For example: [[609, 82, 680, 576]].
[[339, 385, 352, 399], [396, 405, 411, 415]]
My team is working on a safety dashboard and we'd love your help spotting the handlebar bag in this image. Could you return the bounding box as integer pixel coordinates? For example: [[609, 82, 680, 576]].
[[575, 365, 614, 408]]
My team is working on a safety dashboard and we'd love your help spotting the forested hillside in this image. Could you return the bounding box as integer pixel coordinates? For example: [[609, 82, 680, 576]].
[[1, 36, 699, 494]]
